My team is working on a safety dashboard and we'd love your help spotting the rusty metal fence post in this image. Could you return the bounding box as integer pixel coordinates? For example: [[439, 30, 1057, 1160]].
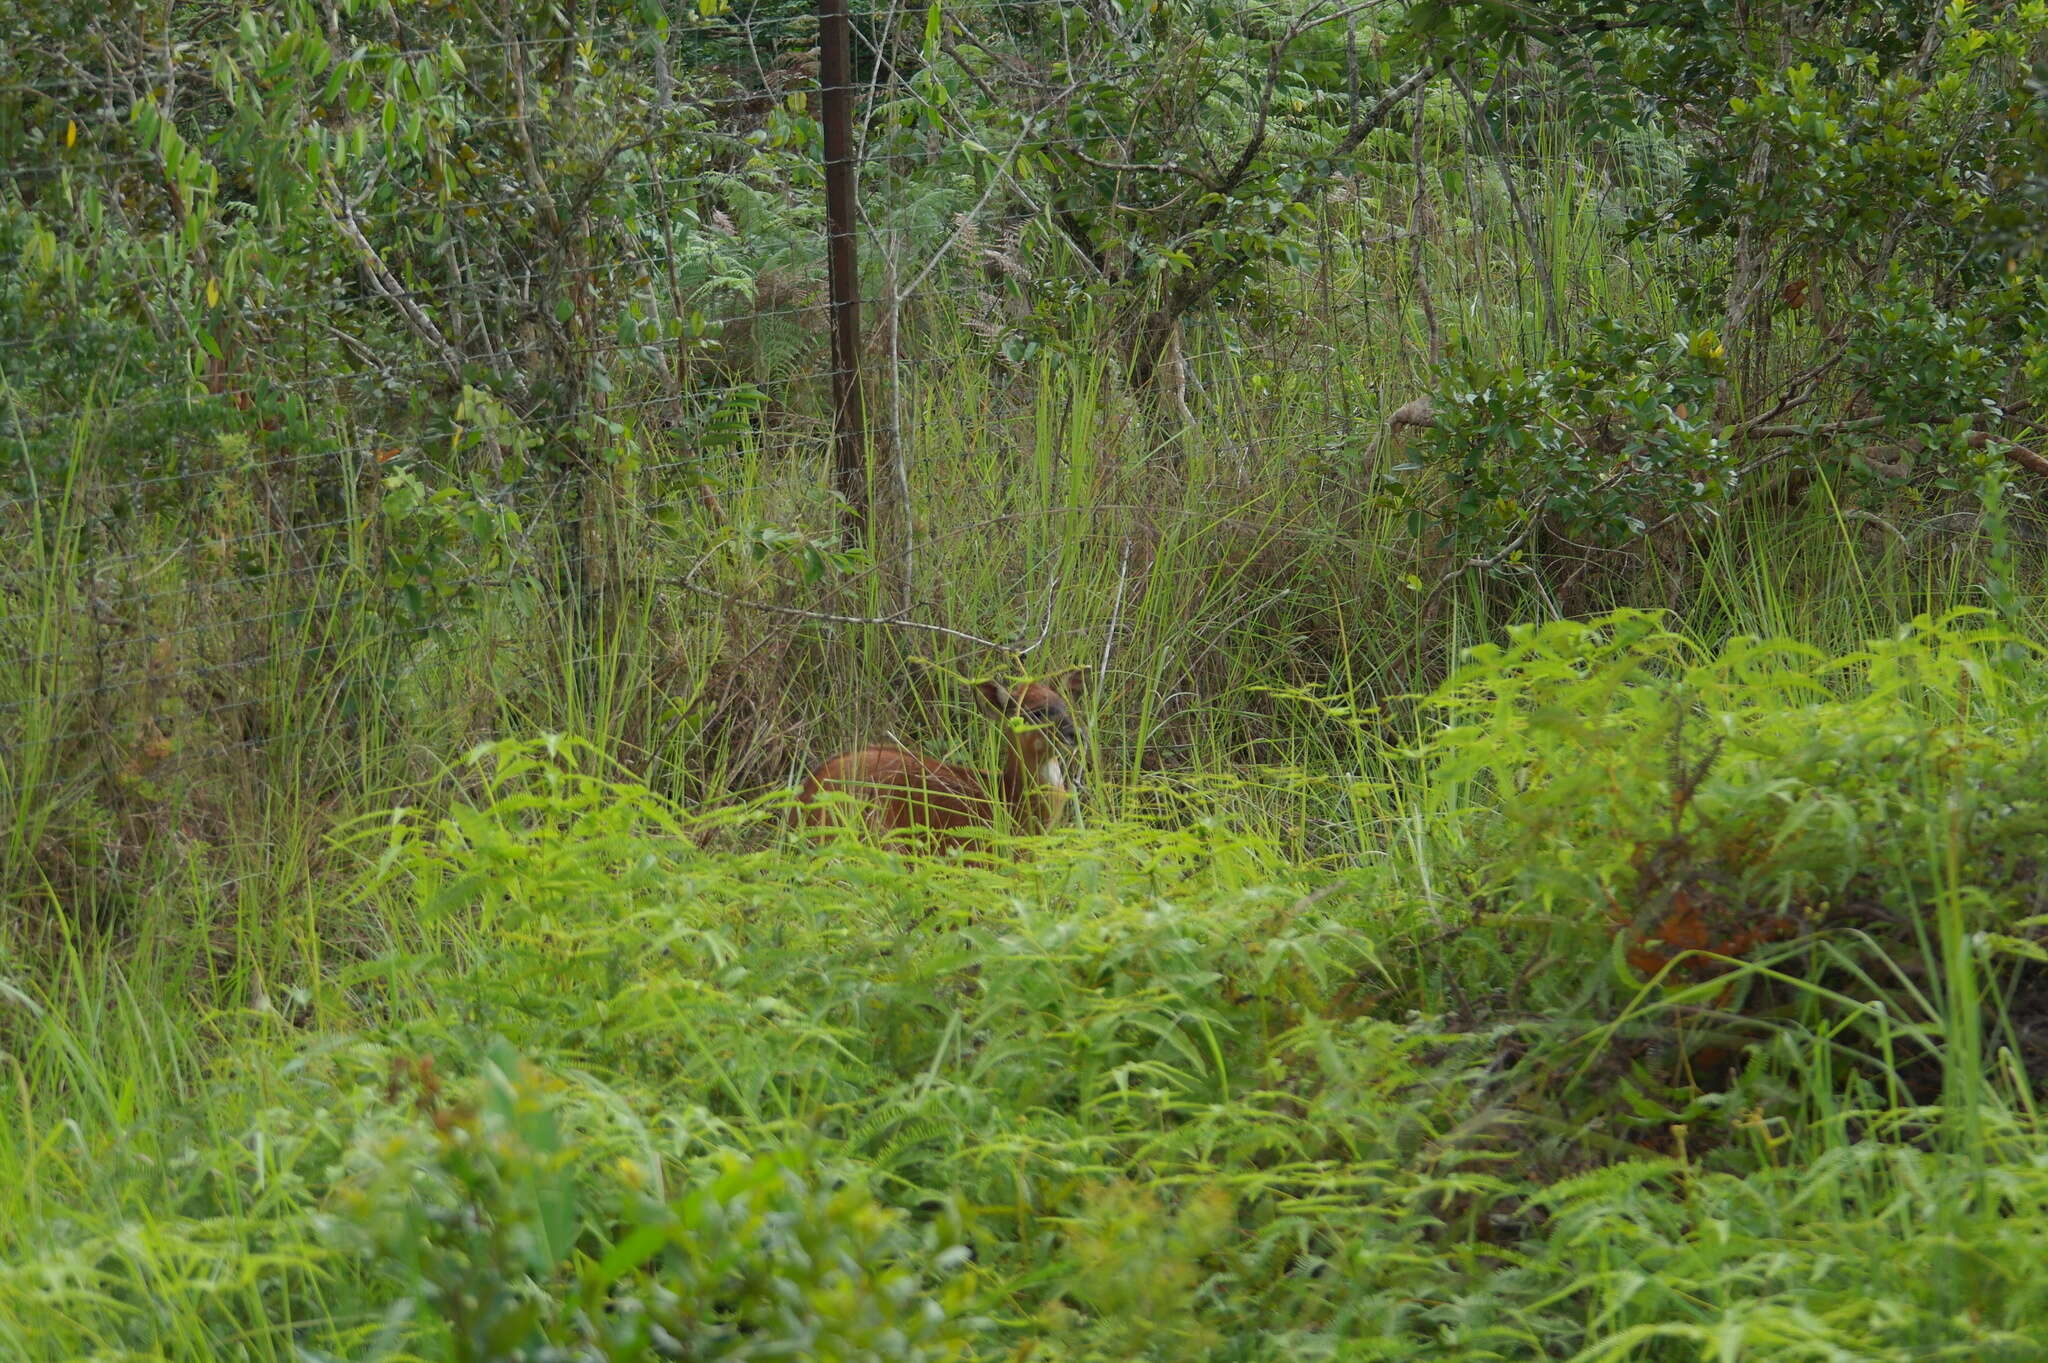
[[819, 0, 868, 548]]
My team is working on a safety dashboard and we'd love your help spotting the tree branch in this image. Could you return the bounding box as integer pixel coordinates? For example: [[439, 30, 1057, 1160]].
[[1066, 144, 1216, 186], [1164, 61, 1440, 322], [680, 575, 1064, 659], [1731, 337, 1851, 434], [319, 172, 465, 385]]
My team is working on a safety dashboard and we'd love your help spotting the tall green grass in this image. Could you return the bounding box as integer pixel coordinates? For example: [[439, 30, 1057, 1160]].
[[6, 107, 2013, 938]]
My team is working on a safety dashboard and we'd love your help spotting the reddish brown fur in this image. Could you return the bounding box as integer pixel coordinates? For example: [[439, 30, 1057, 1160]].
[[795, 671, 1085, 854]]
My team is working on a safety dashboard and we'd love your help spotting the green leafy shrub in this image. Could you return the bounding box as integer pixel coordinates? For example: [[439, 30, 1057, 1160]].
[[1423, 608, 2042, 928], [1417, 607, 2048, 1124], [378, 468, 524, 631], [335, 1040, 973, 1363], [1409, 325, 1730, 566]]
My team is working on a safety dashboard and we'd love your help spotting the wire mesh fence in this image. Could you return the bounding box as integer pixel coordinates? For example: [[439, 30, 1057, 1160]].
[[2, 0, 1617, 877]]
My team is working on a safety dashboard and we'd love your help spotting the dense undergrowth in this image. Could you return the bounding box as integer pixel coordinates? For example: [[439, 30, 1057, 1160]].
[[7, 2, 2048, 1357], [6, 612, 2048, 1361]]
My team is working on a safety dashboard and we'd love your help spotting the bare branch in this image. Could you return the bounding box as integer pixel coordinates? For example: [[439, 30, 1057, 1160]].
[[1097, 539, 1134, 687], [319, 172, 465, 385], [1741, 420, 2048, 478], [1732, 338, 1852, 433], [1066, 144, 1216, 186], [1163, 62, 1440, 322], [680, 575, 1064, 659], [1208, 1, 1328, 206], [1014, 570, 1063, 661], [1970, 429, 2048, 478], [1741, 416, 1892, 441], [1333, 60, 1439, 162], [929, 30, 1109, 281], [1840, 508, 1908, 549]]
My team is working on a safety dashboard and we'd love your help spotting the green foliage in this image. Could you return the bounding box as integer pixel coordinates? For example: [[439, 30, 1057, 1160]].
[[1656, 2, 2048, 423], [11, 4, 2048, 1361], [1424, 607, 2047, 928], [379, 468, 524, 629], [896, 0, 1455, 380], [1847, 280, 2048, 430], [14, 639, 2048, 1359], [1, 0, 821, 586], [339, 1043, 971, 1363], [1410, 325, 1730, 562]]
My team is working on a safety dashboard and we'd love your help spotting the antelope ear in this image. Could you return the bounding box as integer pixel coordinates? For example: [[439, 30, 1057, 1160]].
[[973, 680, 1012, 714], [1057, 666, 1088, 699]]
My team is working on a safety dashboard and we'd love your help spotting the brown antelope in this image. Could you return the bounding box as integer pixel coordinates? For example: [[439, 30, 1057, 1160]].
[[795, 669, 1086, 852]]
